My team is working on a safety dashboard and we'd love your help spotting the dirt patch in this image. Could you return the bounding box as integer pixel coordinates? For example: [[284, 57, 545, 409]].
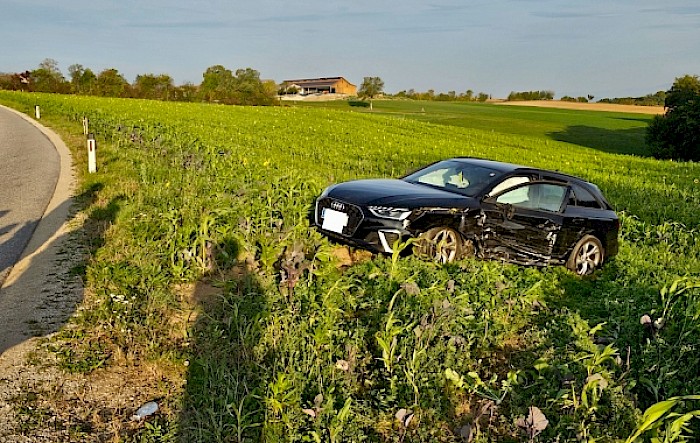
[[0, 337, 185, 441], [331, 246, 374, 269], [494, 100, 664, 115]]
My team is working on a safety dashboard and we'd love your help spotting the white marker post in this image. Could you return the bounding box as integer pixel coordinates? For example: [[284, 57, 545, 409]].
[[34, 105, 40, 119], [82, 117, 89, 135], [87, 133, 97, 173]]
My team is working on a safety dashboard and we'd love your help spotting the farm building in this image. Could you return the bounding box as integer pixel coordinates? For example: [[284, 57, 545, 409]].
[[281, 77, 357, 95]]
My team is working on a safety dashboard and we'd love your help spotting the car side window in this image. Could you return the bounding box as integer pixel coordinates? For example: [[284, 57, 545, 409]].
[[571, 184, 602, 209], [494, 185, 529, 205], [489, 175, 531, 196], [495, 183, 567, 212]]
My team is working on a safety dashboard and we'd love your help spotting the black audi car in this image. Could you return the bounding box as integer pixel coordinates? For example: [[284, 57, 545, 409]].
[[314, 158, 619, 275]]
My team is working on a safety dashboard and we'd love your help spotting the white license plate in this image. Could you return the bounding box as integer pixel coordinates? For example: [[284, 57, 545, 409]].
[[322, 208, 349, 234]]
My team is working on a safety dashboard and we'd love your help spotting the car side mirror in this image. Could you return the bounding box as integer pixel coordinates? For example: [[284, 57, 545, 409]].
[[502, 203, 515, 220]]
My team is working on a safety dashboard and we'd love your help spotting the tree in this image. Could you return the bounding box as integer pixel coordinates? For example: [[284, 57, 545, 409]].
[[173, 82, 198, 102], [78, 68, 97, 95], [665, 74, 700, 110], [68, 64, 97, 94], [646, 75, 700, 161], [133, 73, 174, 100], [230, 68, 274, 105], [199, 65, 275, 105], [262, 80, 279, 104], [95, 68, 129, 97], [199, 65, 234, 103], [358, 76, 384, 110], [31, 58, 69, 93], [68, 64, 84, 85]]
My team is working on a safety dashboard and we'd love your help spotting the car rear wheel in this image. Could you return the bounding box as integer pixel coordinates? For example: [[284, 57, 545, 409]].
[[415, 227, 470, 264], [567, 235, 604, 276]]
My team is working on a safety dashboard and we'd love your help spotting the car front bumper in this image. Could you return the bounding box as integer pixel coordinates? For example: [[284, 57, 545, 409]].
[[315, 197, 412, 254]]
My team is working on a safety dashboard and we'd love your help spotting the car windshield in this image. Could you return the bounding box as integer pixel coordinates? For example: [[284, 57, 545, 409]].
[[403, 161, 503, 197]]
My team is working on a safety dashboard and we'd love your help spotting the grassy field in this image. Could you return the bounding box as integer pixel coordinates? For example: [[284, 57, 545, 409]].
[[295, 99, 655, 156], [1, 91, 699, 442]]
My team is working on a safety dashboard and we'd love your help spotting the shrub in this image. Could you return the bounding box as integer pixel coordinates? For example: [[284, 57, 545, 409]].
[[348, 100, 370, 108], [646, 75, 700, 161]]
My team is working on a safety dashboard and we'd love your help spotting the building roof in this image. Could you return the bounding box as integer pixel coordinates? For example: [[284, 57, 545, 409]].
[[282, 77, 355, 88]]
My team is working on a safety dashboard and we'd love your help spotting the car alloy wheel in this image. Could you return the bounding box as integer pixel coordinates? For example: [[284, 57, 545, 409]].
[[416, 227, 463, 264], [567, 235, 604, 276]]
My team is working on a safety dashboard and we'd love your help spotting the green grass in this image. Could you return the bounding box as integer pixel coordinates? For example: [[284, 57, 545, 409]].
[[1, 91, 699, 442], [297, 99, 655, 156]]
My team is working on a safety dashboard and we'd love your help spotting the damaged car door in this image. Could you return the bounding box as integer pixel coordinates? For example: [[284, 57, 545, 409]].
[[479, 182, 569, 265]]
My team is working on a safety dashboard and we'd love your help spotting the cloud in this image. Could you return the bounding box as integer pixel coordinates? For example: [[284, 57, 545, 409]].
[[425, 3, 475, 13], [642, 5, 700, 16], [530, 10, 621, 19], [376, 24, 469, 34], [256, 10, 376, 24], [123, 20, 231, 29]]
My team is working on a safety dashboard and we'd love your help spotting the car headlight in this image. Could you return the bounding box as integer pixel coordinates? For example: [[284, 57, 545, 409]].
[[368, 206, 412, 220]]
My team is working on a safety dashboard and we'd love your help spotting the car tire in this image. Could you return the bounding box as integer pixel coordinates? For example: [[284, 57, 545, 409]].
[[415, 227, 467, 264], [566, 235, 604, 276]]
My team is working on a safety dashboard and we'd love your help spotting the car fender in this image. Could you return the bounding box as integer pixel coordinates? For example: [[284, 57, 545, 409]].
[[407, 207, 464, 234]]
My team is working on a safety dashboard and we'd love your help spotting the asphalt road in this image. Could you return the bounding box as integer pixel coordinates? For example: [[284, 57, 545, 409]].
[[0, 106, 60, 286]]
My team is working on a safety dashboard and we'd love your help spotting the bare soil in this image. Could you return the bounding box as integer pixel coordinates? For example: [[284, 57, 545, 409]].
[[494, 99, 665, 115]]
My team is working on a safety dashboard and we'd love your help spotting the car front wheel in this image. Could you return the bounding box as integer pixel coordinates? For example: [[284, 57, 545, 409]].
[[415, 227, 469, 264], [567, 235, 604, 276]]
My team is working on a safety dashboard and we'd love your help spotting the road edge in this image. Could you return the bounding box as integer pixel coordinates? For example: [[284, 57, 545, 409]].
[[0, 105, 76, 289]]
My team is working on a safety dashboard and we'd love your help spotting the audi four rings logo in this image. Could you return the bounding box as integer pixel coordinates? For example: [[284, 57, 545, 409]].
[[331, 201, 345, 211]]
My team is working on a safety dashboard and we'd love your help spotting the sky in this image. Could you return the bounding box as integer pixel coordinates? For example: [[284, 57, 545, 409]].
[[1, 0, 699, 99]]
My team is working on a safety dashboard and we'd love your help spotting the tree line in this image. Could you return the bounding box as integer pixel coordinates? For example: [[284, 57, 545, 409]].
[[598, 91, 666, 107], [507, 90, 555, 101], [0, 58, 277, 106], [0, 58, 685, 118], [392, 89, 491, 102]]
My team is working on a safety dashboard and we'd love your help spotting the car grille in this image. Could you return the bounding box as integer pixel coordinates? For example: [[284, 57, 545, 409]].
[[316, 197, 364, 237]]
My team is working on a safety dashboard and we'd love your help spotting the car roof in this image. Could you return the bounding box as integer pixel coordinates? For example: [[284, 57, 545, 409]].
[[448, 157, 612, 207], [449, 157, 586, 183], [448, 157, 525, 173]]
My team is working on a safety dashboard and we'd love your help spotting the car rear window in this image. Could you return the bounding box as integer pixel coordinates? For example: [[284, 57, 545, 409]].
[[569, 184, 602, 209]]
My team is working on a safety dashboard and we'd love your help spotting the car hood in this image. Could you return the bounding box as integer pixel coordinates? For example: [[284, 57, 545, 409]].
[[325, 179, 477, 208]]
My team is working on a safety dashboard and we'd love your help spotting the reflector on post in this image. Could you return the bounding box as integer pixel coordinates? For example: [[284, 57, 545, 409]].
[[87, 133, 97, 173]]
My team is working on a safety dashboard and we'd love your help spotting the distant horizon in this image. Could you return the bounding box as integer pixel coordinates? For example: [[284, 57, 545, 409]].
[[0, 61, 680, 101], [1, 1, 698, 100]]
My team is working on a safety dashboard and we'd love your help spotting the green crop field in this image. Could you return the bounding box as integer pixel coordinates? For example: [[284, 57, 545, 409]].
[[296, 99, 655, 156], [1, 91, 699, 442]]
